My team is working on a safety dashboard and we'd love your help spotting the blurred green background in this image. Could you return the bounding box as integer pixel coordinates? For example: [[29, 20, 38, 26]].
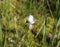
[[0, 0, 60, 47]]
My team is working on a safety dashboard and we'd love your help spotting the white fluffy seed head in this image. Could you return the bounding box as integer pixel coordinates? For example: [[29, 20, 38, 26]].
[[27, 15, 35, 24], [27, 15, 35, 29]]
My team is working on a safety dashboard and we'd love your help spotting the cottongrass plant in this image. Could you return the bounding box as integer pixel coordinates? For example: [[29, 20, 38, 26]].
[[0, 0, 60, 47]]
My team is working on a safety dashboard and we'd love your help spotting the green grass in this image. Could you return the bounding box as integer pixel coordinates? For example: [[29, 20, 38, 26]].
[[0, 0, 60, 47], [0, 20, 2, 47]]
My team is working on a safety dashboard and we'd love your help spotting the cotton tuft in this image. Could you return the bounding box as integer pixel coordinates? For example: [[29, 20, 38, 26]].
[[27, 15, 35, 24], [27, 15, 35, 29]]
